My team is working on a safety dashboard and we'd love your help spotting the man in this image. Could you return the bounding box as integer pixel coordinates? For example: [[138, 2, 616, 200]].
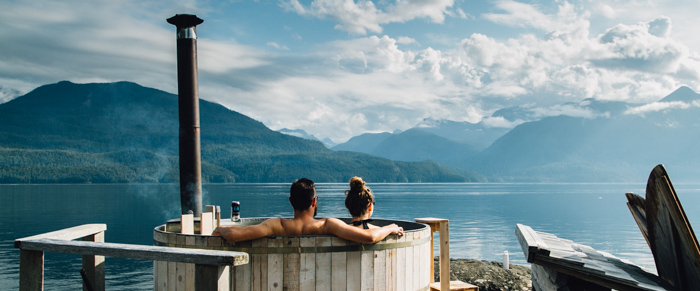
[[213, 178, 403, 243]]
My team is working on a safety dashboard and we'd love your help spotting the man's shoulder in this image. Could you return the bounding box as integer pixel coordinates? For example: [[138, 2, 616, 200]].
[[319, 217, 350, 230], [318, 217, 343, 224]]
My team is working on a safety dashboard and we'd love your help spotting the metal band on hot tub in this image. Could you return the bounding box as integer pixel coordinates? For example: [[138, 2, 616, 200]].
[[154, 235, 430, 253]]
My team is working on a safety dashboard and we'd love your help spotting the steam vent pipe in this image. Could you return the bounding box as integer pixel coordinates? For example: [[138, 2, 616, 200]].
[[167, 14, 203, 217]]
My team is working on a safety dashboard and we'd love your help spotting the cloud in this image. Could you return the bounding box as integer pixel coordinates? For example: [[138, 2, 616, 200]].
[[2, 0, 700, 143], [0, 1, 178, 93], [267, 42, 290, 50], [213, 4, 699, 141], [0, 85, 21, 103], [397, 36, 419, 45], [592, 16, 686, 74], [483, 0, 553, 29], [481, 116, 524, 128], [529, 103, 600, 119], [624, 100, 697, 116], [280, 0, 456, 34]]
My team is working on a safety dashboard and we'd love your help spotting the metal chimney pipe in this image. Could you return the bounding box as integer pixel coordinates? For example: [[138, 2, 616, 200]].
[[167, 14, 204, 217]]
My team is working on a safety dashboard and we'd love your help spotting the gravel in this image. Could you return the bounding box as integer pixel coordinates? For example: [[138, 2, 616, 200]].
[[434, 258, 533, 291]]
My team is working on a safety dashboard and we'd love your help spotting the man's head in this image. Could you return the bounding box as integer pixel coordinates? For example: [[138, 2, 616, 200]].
[[289, 178, 316, 212]]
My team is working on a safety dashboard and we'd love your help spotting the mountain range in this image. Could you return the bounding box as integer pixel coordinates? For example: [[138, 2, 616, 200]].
[[329, 86, 700, 182], [4, 81, 700, 183], [0, 81, 482, 183]]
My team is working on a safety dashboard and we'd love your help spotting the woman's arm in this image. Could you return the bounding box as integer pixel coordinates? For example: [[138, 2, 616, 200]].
[[324, 218, 403, 244]]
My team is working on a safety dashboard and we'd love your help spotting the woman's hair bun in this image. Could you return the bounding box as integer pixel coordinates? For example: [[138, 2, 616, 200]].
[[349, 176, 365, 191]]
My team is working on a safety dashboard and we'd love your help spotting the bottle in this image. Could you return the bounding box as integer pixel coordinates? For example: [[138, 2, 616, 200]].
[[231, 201, 240, 222]]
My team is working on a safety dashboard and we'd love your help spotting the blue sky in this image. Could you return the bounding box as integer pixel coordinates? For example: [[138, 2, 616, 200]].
[[1, 0, 700, 142]]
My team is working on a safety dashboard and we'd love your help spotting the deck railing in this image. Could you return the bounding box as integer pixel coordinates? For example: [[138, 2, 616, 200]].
[[14, 224, 249, 291]]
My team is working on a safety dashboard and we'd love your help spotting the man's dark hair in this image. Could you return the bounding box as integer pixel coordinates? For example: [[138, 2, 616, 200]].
[[290, 178, 316, 211]]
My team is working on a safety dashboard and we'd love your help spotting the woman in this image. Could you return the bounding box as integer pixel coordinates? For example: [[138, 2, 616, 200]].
[[345, 176, 377, 229]]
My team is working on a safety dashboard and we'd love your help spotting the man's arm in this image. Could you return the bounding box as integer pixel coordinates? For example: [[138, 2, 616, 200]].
[[324, 218, 403, 244], [213, 218, 282, 242]]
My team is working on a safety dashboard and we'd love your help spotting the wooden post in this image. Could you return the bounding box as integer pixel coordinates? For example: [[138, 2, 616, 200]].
[[82, 232, 105, 291], [19, 249, 43, 291], [195, 264, 229, 290], [201, 212, 213, 235], [415, 218, 447, 284], [438, 220, 449, 291], [181, 214, 194, 235], [416, 218, 475, 291]]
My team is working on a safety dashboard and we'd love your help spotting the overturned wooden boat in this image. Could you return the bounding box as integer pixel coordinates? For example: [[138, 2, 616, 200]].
[[625, 164, 700, 289]]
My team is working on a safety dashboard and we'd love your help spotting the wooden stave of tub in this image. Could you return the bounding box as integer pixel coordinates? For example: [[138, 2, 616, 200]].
[[153, 218, 432, 291]]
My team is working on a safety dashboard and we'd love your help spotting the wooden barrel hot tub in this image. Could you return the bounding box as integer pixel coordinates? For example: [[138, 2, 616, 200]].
[[153, 218, 431, 290]]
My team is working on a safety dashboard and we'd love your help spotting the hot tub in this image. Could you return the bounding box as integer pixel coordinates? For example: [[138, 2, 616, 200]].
[[154, 218, 432, 290]]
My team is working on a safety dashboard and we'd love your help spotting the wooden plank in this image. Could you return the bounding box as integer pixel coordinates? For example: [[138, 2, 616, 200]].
[[396, 234, 405, 291], [531, 264, 558, 291], [404, 232, 413, 291], [373, 249, 386, 291], [82, 231, 105, 291], [175, 263, 194, 290], [413, 231, 420, 290], [625, 192, 649, 247], [657, 175, 700, 289], [185, 236, 195, 291], [285, 237, 301, 291], [268, 237, 284, 291], [300, 237, 316, 291], [205, 205, 216, 231], [251, 238, 267, 291], [175, 262, 187, 291], [361, 250, 374, 291], [181, 214, 194, 235], [200, 212, 213, 235], [168, 261, 178, 290], [15, 224, 107, 245], [646, 165, 700, 289], [167, 233, 177, 291], [420, 230, 430, 290], [19, 249, 43, 291], [346, 250, 361, 291], [515, 224, 551, 262], [316, 237, 332, 291], [156, 260, 168, 291], [17, 238, 248, 266], [525, 224, 679, 291], [331, 237, 347, 291], [235, 241, 252, 291], [218, 266, 230, 291], [194, 264, 227, 291], [438, 221, 449, 291], [386, 236, 397, 291]]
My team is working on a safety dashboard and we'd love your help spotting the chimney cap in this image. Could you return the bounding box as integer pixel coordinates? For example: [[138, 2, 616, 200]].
[[167, 14, 204, 27]]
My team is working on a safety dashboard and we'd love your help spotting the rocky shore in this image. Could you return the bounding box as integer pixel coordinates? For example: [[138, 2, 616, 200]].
[[434, 258, 532, 291]]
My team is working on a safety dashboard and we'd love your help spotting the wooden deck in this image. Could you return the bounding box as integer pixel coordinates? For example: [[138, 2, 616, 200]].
[[516, 224, 676, 291]]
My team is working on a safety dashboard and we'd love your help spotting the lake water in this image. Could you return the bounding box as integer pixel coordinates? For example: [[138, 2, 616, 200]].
[[1, 183, 699, 289]]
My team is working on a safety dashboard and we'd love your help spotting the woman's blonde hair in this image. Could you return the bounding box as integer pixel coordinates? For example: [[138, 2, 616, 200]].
[[344, 176, 374, 217]]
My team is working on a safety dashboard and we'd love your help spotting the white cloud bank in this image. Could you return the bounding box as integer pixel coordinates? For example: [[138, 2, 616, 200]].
[[1, 0, 700, 143], [280, 0, 457, 34]]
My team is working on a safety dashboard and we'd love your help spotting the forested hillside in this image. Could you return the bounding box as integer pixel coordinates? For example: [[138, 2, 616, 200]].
[[0, 81, 484, 183]]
